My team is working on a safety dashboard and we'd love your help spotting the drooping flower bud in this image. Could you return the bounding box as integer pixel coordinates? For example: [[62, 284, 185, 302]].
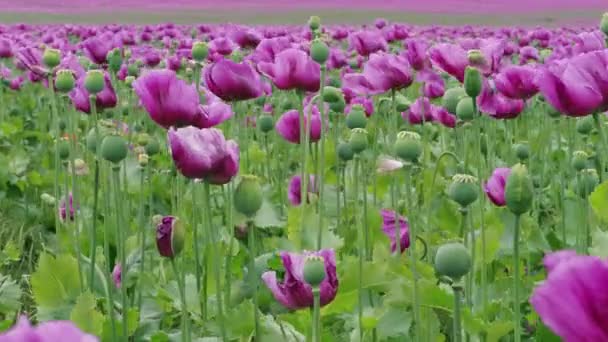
[[100, 134, 128, 164], [156, 216, 185, 258], [84, 70, 105, 94], [464, 66, 482, 98], [442, 87, 466, 114], [576, 116, 594, 135], [192, 42, 209, 62], [434, 242, 471, 281], [303, 255, 327, 287], [600, 12, 608, 37], [310, 39, 329, 64], [308, 16, 321, 31], [395, 93, 411, 112], [456, 97, 475, 121], [55, 70, 75, 93], [513, 142, 530, 161], [572, 150, 589, 171], [258, 115, 274, 133], [42, 48, 61, 68], [448, 174, 479, 208], [58, 138, 70, 160], [234, 175, 264, 218], [577, 169, 599, 198], [346, 105, 367, 129], [322, 86, 343, 103], [349, 128, 368, 154], [337, 143, 354, 162], [504, 163, 534, 215], [394, 131, 422, 163]]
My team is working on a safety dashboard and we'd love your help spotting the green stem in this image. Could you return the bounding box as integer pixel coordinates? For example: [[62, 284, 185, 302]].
[[513, 214, 521, 342], [404, 167, 421, 342], [49, 75, 61, 247], [192, 181, 203, 316], [112, 167, 128, 340], [248, 219, 260, 339], [453, 285, 463, 342], [312, 287, 321, 342], [137, 165, 147, 311], [170, 257, 189, 342], [317, 66, 326, 249], [593, 113, 607, 181], [354, 157, 364, 342]]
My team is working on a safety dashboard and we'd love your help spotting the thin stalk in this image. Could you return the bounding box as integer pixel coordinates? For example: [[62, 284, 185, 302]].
[[112, 167, 128, 340], [192, 182, 203, 315], [404, 167, 421, 342], [453, 285, 463, 342], [354, 156, 364, 342], [224, 183, 234, 307], [312, 288, 321, 342], [170, 257, 189, 342], [316, 66, 326, 249], [513, 214, 522, 342], [49, 75, 61, 247], [248, 219, 260, 339], [593, 113, 608, 181], [137, 165, 147, 311]]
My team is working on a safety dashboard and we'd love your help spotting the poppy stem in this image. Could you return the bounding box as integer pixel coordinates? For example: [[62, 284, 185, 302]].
[[452, 283, 463, 342], [354, 156, 364, 342], [593, 112, 607, 181], [112, 166, 129, 340], [170, 256, 190, 342], [513, 213, 521, 342], [248, 218, 260, 339], [312, 287, 321, 342], [191, 180, 203, 316], [137, 164, 147, 311], [316, 65, 326, 250], [404, 166, 421, 342]]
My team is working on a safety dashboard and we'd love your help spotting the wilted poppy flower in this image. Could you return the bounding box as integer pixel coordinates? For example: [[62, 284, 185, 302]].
[[133, 69, 200, 128], [530, 251, 608, 341], [262, 249, 338, 310], [287, 174, 318, 206], [70, 71, 118, 114], [343, 52, 412, 95], [0, 316, 98, 342], [276, 107, 322, 144], [204, 59, 263, 101], [258, 48, 320, 92], [112, 263, 122, 288], [380, 209, 410, 253], [429, 43, 469, 82], [494, 65, 539, 100], [485, 167, 511, 206], [477, 81, 525, 119], [58, 192, 76, 223], [349, 30, 388, 56], [156, 216, 185, 258], [168, 126, 239, 184]]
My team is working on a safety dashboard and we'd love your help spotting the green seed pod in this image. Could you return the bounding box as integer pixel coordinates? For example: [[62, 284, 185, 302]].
[[349, 128, 369, 154], [572, 150, 589, 171], [145, 137, 160, 156], [448, 174, 479, 208], [127, 64, 139, 77], [234, 175, 264, 218], [394, 131, 422, 163], [576, 116, 595, 135], [601, 12, 608, 37], [84, 70, 105, 94], [254, 96, 266, 106], [464, 66, 483, 98], [257, 115, 274, 133], [504, 163, 534, 215], [230, 50, 244, 63], [513, 142, 530, 161], [192, 42, 209, 62], [346, 105, 367, 129], [86, 127, 101, 154], [310, 39, 329, 64], [329, 98, 346, 113], [58, 139, 70, 160], [322, 86, 343, 103], [138, 153, 149, 167], [42, 48, 61, 68], [434, 242, 472, 281], [55, 70, 75, 93], [467, 49, 485, 66], [303, 255, 326, 287], [328, 77, 341, 88], [107, 48, 123, 73], [377, 97, 391, 115], [337, 143, 354, 162], [100, 134, 128, 164], [308, 16, 321, 31], [136, 133, 150, 147], [442, 87, 467, 114], [577, 169, 599, 198], [455, 97, 475, 121]]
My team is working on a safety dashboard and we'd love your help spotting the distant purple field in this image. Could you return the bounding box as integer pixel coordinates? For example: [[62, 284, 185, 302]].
[[1, 0, 606, 14]]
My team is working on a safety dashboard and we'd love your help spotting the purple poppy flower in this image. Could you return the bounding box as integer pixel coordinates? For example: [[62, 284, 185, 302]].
[[9, 77, 24, 91], [250, 37, 292, 64], [258, 48, 320, 93], [494, 65, 539, 100], [530, 251, 608, 341], [429, 43, 469, 82], [485, 167, 511, 206], [230, 28, 262, 49], [375, 18, 388, 29], [275, 108, 322, 145], [195, 91, 234, 128], [0, 316, 98, 342], [16, 47, 47, 82], [156, 216, 184, 258], [58, 192, 76, 223], [380, 209, 410, 253], [0, 39, 13, 58], [287, 174, 318, 206], [262, 249, 338, 310], [405, 38, 429, 71], [82, 34, 114, 65], [69, 71, 117, 114], [204, 59, 263, 102], [349, 30, 388, 57], [417, 70, 445, 99], [112, 263, 121, 288], [346, 97, 374, 117], [133, 69, 200, 128], [573, 31, 606, 55], [343, 52, 413, 95], [519, 46, 540, 64], [143, 49, 161, 67], [168, 126, 239, 184], [166, 55, 182, 72], [432, 106, 457, 128], [209, 37, 237, 56], [327, 48, 347, 70], [477, 81, 525, 119]]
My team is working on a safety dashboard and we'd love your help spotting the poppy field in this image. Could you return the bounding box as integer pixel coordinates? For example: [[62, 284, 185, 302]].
[[1, 11, 608, 342]]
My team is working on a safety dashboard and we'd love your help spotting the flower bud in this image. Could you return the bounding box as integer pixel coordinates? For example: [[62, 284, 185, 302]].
[[138, 153, 149, 167], [145, 138, 160, 156], [442, 87, 466, 114], [448, 174, 478, 208], [395, 93, 411, 112], [337, 142, 354, 162], [394, 131, 422, 163], [348, 58, 359, 69], [84, 70, 105, 94], [86, 127, 101, 153], [455, 97, 475, 121], [576, 116, 594, 135], [328, 76, 341, 88], [308, 16, 321, 31], [303, 255, 326, 287], [107, 48, 122, 73], [467, 49, 485, 66], [322, 86, 343, 103], [464, 66, 482, 98], [346, 105, 367, 129], [100, 134, 128, 164], [601, 12, 608, 37], [58, 138, 70, 160], [125, 76, 135, 88], [572, 150, 589, 171], [504, 163, 534, 215], [41, 193, 56, 205], [55, 70, 75, 93], [156, 216, 185, 258], [310, 39, 329, 64], [435, 242, 471, 281], [192, 42, 209, 62], [136, 133, 150, 146], [257, 115, 274, 134], [329, 98, 346, 113], [513, 142, 530, 161], [577, 168, 599, 198], [42, 48, 61, 68], [234, 175, 264, 217], [349, 128, 368, 154]]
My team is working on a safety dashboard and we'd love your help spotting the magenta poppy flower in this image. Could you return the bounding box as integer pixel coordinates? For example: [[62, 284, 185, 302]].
[[327, 48, 347, 70], [155, 216, 182, 258], [380, 209, 410, 253], [9, 77, 24, 91], [349, 30, 388, 56], [16, 47, 46, 82], [258, 48, 320, 93], [343, 52, 412, 95], [0, 39, 12, 58], [0, 316, 98, 342], [195, 91, 234, 128], [250, 37, 292, 64], [477, 81, 525, 119], [573, 31, 606, 55], [403, 97, 433, 125], [530, 251, 608, 341], [287, 174, 318, 206], [275, 107, 321, 145], [209, 37, 237, 56], [484, 167, 511, 206], [166, 55, 182, 72], [58, 192, 76, 223], [494, 65, 539, 100], [112, 263, 122, 288], [143, 49, 161, 67], [204, 59, 263, 102], [168, 126, 239, 184], [346, 97, 374, 117], [230, 28, 262, 49], [405, 38, 429, 71], [375, 18, 388, 29], [519, 46, 540, 64], [429, 43, 469, 82], [432, 106, 457, 128], [70, 71, 117, 114], [262, 249, 338, 310], [477, 39, 505, 76], [82, 34, 114, 65], [133, 69, 201, 128], [417, 70, 445, 99]]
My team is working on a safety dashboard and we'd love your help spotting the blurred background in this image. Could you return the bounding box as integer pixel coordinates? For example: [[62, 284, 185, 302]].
[[0, 0, 605, 25]]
